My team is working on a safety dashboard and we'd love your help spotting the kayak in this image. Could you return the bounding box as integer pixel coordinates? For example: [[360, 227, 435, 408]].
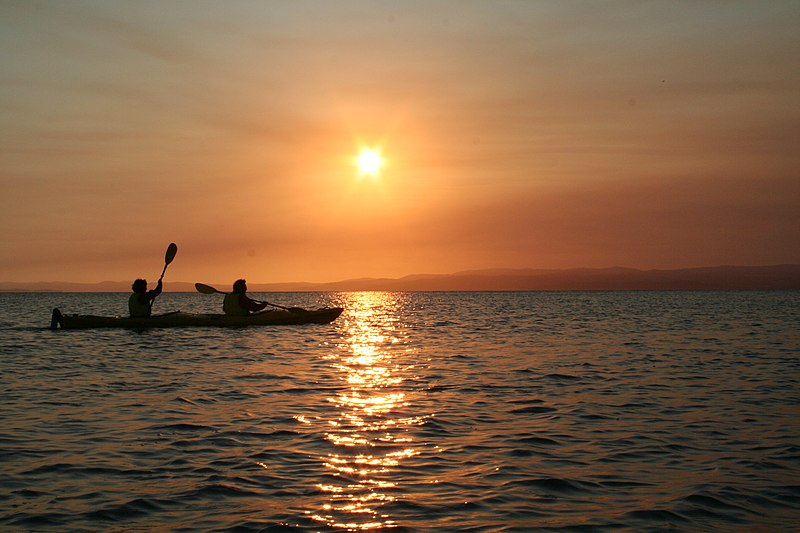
[[50, 307, 343, 329]]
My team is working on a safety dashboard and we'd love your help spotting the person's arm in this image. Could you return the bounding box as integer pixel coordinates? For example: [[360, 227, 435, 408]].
[[239, 293, 268, 312], [146, 280, 163, 302]]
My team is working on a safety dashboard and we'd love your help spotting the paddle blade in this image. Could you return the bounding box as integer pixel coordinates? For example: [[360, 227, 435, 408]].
[[164, 243, 178, 265], [195, 283, 222, 295]]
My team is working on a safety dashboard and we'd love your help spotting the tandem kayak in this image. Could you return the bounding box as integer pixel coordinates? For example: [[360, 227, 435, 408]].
[[50, 307, 343, 329]]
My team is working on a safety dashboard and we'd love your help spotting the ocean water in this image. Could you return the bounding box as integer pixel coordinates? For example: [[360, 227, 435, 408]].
[[1, 290, 799, 531]]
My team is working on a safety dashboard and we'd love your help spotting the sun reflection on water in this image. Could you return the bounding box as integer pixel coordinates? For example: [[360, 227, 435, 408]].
[[307, 292, 424, 530]]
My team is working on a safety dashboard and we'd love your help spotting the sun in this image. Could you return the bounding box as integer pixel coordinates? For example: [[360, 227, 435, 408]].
[[355, 147, 383, 176]]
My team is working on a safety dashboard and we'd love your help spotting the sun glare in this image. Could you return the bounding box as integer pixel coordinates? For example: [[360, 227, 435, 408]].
[[356, 148, 383, 177]]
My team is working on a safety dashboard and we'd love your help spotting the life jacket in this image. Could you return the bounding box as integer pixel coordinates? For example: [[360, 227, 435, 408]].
[[129, 292, 152, 317], [223, 292, 249, 316]]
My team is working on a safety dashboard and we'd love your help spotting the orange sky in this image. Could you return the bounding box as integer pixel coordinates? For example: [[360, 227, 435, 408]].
[[1, 2, 799, 284]]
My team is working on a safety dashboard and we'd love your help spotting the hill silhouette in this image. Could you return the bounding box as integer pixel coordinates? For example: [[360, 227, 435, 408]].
[[1, 265, 799, 292]]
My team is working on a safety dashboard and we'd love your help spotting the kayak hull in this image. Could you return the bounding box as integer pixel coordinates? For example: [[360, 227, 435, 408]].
[[52, 307, 343, 329]]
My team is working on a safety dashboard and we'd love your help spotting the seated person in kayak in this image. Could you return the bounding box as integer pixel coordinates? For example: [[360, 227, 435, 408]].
[[129, 278, 162, 317], [223, 279, 269, 316]]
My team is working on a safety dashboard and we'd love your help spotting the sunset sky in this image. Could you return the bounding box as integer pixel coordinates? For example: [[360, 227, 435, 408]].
[[2, 1, 798, 284]]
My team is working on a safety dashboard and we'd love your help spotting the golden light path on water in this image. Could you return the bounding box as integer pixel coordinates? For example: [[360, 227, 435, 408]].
[[305, 292, 426, 530]]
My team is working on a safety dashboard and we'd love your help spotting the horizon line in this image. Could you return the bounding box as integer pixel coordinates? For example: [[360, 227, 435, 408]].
[[2, 262, 800, 286], [2, 263, 799, 292]]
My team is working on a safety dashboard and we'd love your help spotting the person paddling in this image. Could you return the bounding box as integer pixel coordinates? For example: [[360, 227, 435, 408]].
[[129, 278, 162, 317], [223, 279, 269, 316], [127, 242, 177, 318]]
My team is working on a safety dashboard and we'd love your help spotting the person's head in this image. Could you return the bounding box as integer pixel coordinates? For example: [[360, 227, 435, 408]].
[[232, 279, 247, 293], [131, 279, 147, 293]]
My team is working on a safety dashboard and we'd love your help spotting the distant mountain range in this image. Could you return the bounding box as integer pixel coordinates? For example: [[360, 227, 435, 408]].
[[2, 265, 799, 292]]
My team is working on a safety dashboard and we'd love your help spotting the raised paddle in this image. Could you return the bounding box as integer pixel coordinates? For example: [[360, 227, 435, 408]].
[[194, 282, 306, 313], [159, 242, 178, 283], [150, 242, 177, 308]]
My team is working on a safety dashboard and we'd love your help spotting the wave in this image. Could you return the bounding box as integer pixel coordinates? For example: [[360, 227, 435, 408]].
[[509, 405, 557, 415], [504, 477, 602, 495], [83, 497, 171, 521], [179, 482, 263, 500]]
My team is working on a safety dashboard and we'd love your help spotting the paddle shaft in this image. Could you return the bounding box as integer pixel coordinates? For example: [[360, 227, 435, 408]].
[[244, 294, 292, 311]]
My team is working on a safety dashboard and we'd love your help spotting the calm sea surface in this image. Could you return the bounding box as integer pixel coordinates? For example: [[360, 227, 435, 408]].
[[1, 291, 799, 531]]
